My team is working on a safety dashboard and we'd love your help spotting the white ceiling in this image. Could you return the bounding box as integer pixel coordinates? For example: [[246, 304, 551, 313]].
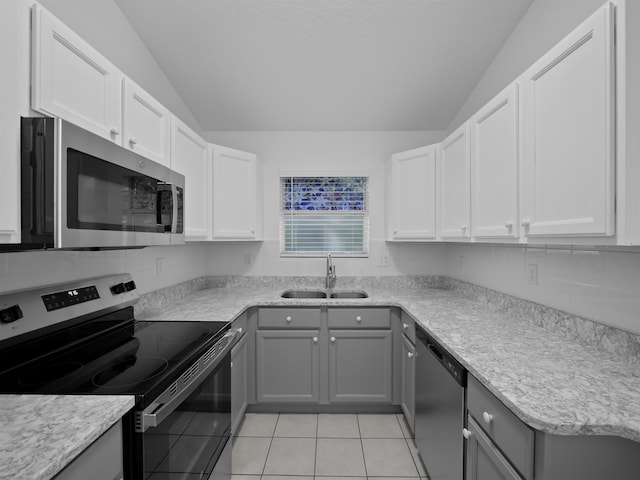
[[115, 0, 532, 132]]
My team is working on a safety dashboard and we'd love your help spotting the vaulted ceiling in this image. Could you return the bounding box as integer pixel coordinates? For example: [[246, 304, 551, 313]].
[[115, 0, 532, 131]]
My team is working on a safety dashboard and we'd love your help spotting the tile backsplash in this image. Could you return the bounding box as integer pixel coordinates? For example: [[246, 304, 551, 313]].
[[0, 244, 209, 295], [445, 244, 640, 335]]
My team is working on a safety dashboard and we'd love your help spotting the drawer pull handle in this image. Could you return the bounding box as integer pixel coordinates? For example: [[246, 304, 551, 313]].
[[482, 412, 493, 425], [313, 337, 318, 343], [286, 316, 292, 323], [330, 336, 336, 343], [356, 316, 362, 322], [462, 428, 471, 440]]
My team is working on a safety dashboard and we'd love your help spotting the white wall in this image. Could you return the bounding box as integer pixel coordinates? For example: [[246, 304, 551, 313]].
[[202, 131, 447, 277]]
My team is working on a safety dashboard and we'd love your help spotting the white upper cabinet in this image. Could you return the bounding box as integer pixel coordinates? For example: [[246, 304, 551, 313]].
[[470, 83, 519, 240], [211, 145, 262, 241], [439, 123, 471, 239], [386, 145, 438, 241], [519, 2, 615, 238], [171, 118, 210, 240], [31, 4, 122, 143], [122, 78, 171, 167]]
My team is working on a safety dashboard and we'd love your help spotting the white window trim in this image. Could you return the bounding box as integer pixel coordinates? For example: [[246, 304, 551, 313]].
[[279, 171, 370, 258]]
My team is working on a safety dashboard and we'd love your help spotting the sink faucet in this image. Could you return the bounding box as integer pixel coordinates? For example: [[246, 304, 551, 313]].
[[325, 253, 336, 289]]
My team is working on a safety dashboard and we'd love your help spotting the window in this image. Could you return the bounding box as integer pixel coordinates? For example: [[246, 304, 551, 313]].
[[280, 176, 369, 256]]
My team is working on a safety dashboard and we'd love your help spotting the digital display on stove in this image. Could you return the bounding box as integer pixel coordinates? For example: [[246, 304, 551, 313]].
[[41, 286, 100, 311]]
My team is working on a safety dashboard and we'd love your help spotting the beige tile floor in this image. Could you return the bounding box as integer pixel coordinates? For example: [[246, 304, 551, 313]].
[[231, 413, 430, 480]]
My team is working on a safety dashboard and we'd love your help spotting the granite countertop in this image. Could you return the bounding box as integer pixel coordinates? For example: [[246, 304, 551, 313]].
[[140, 279, 640, 443], [0, 395, 134, 480]]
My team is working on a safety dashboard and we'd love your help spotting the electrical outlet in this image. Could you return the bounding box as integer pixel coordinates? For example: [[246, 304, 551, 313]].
[[156, 257, 164, 277], [244, 254, 253, 266], [379, 254, 390, 267], [527, 263, 538, 286]]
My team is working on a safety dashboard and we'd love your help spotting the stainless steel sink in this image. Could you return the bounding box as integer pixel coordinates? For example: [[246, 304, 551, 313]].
[[281, 290, 328, 299], [329, 290, 369, 299]]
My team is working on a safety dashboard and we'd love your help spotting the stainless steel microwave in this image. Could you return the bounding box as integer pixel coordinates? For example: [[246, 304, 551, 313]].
[[1, 117, 184, 251]]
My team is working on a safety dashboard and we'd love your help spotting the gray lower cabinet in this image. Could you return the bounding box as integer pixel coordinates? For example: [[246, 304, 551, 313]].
[[231, 329, 248, 434], [400, 332, 415, 431], [54, 420, 123, 480], [256, 329, 320, 403], [328, 329, 392, 403], [466, 415, 522, 480]]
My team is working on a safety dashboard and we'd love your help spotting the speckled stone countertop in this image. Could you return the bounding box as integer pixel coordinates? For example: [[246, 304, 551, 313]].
[[0, 395, 134, 480], [139, 276, 640, 443]]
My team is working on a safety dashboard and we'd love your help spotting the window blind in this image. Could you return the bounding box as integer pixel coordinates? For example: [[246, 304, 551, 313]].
[[280, 176, 369, 256]]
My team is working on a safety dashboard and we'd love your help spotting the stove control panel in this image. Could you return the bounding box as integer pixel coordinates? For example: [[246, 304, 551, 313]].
[[42, 285, 100, 312]]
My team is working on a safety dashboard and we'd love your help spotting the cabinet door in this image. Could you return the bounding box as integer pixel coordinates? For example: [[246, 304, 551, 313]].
[[471, 84, 519, 239], [328, 330, 392, 403], [171, 118, 210, 240], [400, 334, 415, 433], [519, 2, 614, 237], [466, 416, 523, 480], [256, 330, 320, 403], [231, 333, 248, 435], [31, 4, 122, 143], [122, 78, 171, 166], [211, 145, 261, 240], [55, 421, 123, 480], [440, 123, 471, 239], [387, 145, 437, 240]]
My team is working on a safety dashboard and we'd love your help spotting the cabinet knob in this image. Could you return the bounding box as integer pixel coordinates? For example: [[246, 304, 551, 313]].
[[462, 428, 471, 440], [521, 219, 531, 228], [110, 127, 120, 136], [402, 322, 409, 330], [461, 225, 467, 231], [407, 352, 414, 358], [482, 412, 494, 425], [504, 220, 513, 229], [393, 230, 398, 235], [286, 315, 292, 323], [129, 137, 138, 145], [236, 327, 243, 334], [356, 316, 362, 322], [313, 337, 318, 343], [330, 336, 336, 343]]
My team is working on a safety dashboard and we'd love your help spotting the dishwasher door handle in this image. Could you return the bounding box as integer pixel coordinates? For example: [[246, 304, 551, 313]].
[[427, 343, 444, 362]]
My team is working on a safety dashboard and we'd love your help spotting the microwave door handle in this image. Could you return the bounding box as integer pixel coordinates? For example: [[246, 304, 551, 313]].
[[171, 183, 178, 234], [156, 185, 172, 232]]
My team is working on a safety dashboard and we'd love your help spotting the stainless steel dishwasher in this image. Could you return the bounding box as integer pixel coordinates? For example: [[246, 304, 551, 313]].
[[415, 324, 467, 480]]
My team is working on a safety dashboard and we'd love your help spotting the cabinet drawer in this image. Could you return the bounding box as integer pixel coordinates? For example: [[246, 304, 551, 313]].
[[328, 308, 390, 329], [400, 312, 415, 343], [258, 308, 321, 329], [467, 375, 534, 480]]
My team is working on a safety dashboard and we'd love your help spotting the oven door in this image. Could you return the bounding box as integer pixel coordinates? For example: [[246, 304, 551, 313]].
[[129, 349, 232, 480]]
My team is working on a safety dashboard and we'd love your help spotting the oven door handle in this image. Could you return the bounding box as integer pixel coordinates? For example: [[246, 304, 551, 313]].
[[136, 329, 237, 433]]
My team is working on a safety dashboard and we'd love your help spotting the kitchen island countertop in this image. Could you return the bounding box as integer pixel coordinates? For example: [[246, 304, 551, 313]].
[[0, 394, 134, 480], [140, 279, 640, 443]]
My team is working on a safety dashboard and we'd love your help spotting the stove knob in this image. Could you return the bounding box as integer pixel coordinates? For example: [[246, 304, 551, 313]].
[[124, 280, 137, 292], [0, 305, 23, 324], [110, 283, 126, 295]]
